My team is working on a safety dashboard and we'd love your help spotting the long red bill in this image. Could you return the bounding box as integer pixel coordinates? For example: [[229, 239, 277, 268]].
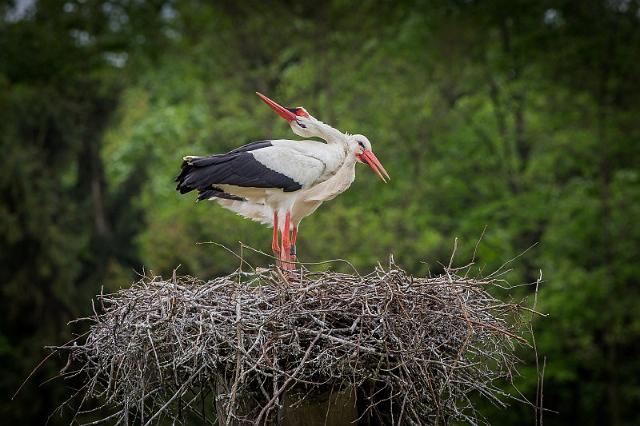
[[360, 150, 390, 183], [256, 92, 297, 122]]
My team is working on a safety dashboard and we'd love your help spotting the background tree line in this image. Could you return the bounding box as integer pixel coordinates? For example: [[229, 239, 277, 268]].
[[1, 0, 639, 424]]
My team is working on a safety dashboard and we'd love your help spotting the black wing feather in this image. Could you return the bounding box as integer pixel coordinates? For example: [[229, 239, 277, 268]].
[[176, 141, 303, 196], [196, 187, 245, 202], [227, 140, 273, 154]]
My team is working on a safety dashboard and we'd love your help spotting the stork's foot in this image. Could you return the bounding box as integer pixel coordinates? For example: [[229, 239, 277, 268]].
[[277, 249, 296, 271], [283, 245, 297, 270], [279, 262, 297, 277], [280, 255, 296, 271]]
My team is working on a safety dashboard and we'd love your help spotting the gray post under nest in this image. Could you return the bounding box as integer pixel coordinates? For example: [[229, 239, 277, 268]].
[[54, 261, 536, 425]]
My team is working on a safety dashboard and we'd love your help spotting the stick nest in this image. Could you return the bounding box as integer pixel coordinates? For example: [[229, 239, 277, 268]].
[[56, 262, 533, 425]]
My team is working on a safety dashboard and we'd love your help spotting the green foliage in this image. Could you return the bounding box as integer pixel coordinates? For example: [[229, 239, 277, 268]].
[[1, 1, 640, 424]]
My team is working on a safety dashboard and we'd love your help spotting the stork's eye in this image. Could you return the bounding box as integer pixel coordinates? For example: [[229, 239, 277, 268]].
[[296, 119, 307, 129], [288, 107, 310, 118], [357, 141, 365, 148]]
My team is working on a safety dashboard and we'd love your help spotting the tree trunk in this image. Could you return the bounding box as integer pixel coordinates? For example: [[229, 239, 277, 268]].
[[280, 387, 357, 426], [216, 380, 358, 425]]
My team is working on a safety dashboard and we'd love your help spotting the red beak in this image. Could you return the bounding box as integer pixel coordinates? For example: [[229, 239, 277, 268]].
[[359, 150, 390, 183], [256, 92, 297, 122]]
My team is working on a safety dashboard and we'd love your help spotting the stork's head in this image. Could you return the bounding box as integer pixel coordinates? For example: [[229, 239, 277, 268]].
[[347, 134, 390, 183], [256, 92, 324, 139]]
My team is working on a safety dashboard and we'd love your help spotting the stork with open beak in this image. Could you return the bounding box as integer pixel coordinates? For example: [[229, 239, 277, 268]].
[[176, 93, 389, 269]]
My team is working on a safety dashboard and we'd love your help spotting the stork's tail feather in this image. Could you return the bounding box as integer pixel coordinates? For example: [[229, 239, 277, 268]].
[[176, 156, 220, 194], [176, 156, 246, 202], [176, 153, 241, 194], [175, 157, 198, 193]]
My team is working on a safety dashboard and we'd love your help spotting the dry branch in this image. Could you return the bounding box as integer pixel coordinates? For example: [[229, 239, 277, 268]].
[[53, 261, 534, 425]]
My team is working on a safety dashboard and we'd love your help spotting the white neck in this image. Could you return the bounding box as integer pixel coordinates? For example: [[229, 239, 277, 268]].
[[291, 117, 347, 145], [314, 120, 346, 144]]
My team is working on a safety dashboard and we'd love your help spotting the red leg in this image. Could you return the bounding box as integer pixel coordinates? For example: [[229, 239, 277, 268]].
[[272, 211, 280, 265], [280, 211, 292, 269], [290, 225, 298, 263]]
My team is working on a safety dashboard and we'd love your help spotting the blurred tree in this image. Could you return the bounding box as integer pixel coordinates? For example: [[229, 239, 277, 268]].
[[0, 0, 171, 422], [1, 0, 639, 424]]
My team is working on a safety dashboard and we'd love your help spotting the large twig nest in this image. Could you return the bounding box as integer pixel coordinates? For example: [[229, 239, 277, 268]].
[[55, 261, 535, 425]]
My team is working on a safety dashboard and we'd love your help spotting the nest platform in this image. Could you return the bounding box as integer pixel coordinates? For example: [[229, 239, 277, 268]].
[[56, 263, 533, 425]]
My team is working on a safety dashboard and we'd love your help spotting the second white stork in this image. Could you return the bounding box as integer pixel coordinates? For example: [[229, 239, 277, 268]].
[[176, 93, 389, 269]]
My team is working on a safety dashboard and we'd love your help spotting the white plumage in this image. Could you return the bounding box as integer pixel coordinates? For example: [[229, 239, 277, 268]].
[[177, 93, 389, 270], [216, 147, 358, 228]]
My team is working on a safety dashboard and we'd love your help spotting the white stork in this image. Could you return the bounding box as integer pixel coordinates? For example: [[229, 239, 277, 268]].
[[217, 93, 389, 263], [176, 93, 389, 269]]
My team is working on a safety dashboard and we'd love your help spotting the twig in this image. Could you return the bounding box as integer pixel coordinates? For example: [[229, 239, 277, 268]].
[[48, 253, 537, 425]]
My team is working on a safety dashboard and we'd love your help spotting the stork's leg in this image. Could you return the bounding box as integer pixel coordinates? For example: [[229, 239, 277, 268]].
[[280, 211, 293, 270], [272, 211, 280, 267], [290, 225, 298, 264]]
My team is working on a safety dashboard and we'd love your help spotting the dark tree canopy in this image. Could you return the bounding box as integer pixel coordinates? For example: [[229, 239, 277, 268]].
[[1, 1, 639, 424]]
